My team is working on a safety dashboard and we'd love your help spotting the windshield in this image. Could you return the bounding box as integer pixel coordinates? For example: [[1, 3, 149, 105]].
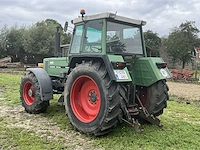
[[107, 21, 143, 54]]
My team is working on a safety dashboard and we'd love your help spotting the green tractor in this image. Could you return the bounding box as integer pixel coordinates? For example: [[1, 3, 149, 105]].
[[20, 10, 172, 136]]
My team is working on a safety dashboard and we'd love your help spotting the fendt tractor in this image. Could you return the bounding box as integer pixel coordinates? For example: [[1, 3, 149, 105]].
[[20, 10, 172, 136]]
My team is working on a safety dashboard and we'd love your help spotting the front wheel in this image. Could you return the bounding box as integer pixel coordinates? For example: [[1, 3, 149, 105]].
[[64, 61, 122, 136], [20, 72, 49, 114]]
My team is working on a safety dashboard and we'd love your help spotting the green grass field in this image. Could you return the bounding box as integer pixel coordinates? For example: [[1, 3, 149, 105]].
[[0, 73, 200, 150]]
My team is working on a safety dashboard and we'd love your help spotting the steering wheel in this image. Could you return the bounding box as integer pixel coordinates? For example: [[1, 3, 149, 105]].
[[90, 46, 101, 53]]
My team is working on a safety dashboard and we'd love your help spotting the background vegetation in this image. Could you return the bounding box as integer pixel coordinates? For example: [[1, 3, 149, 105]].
[[0, 19, 71, 64], [0, 19, 200, 68]]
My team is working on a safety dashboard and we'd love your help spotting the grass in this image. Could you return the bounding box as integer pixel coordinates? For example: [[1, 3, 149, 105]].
[[0, 72, 200, 149], [0, 125, 68, 150], [92, 100, 200, 150], [0, 73, 21, 106]]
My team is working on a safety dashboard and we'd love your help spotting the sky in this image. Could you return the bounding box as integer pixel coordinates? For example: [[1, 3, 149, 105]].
[[0, 0, 200, 37]]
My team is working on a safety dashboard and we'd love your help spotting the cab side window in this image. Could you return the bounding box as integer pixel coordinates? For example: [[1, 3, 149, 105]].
[[70, 25, 83, 53]]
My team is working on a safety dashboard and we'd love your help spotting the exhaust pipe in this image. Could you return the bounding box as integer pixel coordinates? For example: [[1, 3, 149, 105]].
[[55, 26, 60, 57]]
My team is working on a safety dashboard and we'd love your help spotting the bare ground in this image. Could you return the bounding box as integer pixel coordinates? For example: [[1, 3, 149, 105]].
[[0, 88, 102, 150], [0, 105, 97, 150], [167, 81, 200, 101]]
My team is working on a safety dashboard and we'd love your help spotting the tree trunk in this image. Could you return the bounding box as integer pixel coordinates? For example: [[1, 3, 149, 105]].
[[182, 61, 185, 69]]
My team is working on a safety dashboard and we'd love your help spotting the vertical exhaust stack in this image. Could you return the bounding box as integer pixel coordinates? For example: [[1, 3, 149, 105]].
[[55, 26, 60, 57]]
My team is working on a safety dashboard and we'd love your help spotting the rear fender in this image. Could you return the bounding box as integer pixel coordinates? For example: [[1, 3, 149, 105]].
[[132, 57, 172, 87], [26, 68, 53, 101], [107, 54, 132, 82], [69, 54, 132, 82]]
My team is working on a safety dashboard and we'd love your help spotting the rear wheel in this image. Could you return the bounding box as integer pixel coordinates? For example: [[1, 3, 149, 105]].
[[20, 72, 49, 114], [139, 80, 169, 117], [64, 61, 122, 136]]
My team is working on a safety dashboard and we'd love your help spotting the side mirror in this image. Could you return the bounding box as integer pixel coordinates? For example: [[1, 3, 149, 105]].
[[64, 21, 68, 32]]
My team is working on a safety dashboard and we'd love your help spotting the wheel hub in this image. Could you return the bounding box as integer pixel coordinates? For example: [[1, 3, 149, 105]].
[[28, 89, 33, 97], [89, 91, 97, 103]]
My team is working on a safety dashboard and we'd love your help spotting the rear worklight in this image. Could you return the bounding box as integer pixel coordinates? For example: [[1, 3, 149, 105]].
[[111, 62, 126, 69], [156, 62, 167, 69]]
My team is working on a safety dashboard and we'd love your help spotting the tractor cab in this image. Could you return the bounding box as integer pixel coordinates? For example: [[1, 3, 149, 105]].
[[69, 11, 146, 56]]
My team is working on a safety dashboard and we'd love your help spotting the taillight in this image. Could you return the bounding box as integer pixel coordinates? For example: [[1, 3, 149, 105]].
[[156, 62, 167, 69], [111, 62, 126, 69]]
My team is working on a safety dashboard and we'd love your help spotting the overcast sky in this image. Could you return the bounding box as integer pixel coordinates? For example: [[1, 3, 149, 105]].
[[0, 0, 200, 37]]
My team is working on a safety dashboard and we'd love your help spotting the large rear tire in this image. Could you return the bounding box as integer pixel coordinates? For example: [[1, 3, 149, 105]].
[[20, 72, 49, 114], [64, 61, 122, 136], [139, 80, 169, 117]]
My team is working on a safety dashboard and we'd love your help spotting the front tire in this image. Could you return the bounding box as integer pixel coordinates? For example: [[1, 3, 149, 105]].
[[20, 72, 49, 114], [64, 61, 122, 136]]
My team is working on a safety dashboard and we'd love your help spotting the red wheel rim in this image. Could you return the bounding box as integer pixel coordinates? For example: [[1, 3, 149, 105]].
[[23, 81, 34, 105], [70, 75, 101, 123]]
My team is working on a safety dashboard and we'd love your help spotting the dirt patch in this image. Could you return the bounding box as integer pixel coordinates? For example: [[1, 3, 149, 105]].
[[0, 85, 103, 149], [0, 104, 98, 149], [167, 81, 200, 101]]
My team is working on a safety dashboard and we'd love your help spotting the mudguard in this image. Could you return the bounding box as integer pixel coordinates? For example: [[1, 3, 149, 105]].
[[26, 68, 53, 101], [69, 54, 132, 82], [132, 57, 172, 87]]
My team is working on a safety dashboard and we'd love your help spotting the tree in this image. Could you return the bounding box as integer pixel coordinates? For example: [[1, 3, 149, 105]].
[[6, 25, 26, 61], [144, 30, 161, 57], [0, 25, 9, 58], [0, 19, 71, 64], [166, 21, 199, 69], [23, 19, 71, 56], [23, 21, 55, 55]]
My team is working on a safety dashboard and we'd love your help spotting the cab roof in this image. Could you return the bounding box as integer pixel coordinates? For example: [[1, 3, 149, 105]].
[[72, 12, 146, 26]]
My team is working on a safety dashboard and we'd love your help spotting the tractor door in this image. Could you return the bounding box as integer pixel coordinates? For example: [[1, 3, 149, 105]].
[[70, 25, 84, 54], [82, 19, 103, 53]]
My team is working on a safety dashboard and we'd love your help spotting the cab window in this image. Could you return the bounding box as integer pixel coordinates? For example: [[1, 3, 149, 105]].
[[82, 20, 103, 53], [70, 25, 83, 53]]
